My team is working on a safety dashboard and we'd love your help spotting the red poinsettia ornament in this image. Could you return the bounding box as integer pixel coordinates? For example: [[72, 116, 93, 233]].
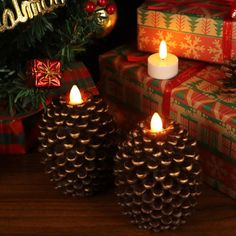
[[28, 59, 62, 88]]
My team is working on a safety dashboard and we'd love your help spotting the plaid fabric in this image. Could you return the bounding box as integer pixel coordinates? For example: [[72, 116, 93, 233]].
[[200, 148, 236, 199], [0, 120, 25, 154]]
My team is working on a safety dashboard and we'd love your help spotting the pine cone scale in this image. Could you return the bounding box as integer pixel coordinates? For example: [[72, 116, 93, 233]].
[[114, 120, 201, 231], [39, 95, 117, 196]]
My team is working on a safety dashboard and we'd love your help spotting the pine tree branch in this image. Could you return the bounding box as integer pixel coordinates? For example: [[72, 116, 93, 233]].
[[0, 0, 101, 117]]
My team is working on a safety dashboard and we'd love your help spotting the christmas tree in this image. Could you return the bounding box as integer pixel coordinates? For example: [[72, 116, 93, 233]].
[[0, 0, 114, 117]]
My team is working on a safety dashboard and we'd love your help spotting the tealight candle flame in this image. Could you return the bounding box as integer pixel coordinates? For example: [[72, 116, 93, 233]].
[[159, 40, 167, 60], [69, 85, 84, 105], [150, 112, 163, 133]]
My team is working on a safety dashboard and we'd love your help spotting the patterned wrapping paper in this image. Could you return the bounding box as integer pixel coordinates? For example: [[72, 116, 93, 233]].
[[137, 0, 236, 64], [0, 62, 98, 154], [99, 46, 236, 198], [199, 148, 236, 199]]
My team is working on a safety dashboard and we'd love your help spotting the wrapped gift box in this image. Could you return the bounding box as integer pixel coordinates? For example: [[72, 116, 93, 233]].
[[0, 62, 98, 155], [137, 0, 236, 64], [99, 46, 236, 199]]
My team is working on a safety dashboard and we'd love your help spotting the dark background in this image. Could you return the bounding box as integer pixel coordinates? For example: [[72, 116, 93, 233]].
[[82, 0, 144, 82]]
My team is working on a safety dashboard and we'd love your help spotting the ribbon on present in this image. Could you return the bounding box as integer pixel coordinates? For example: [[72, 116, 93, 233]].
[[223, 19, 233, 61], [162, 62, 207, 117], [146, 0, 236, 61], [147, 0, 236, 15], [122, 48, 207, 117], [127, 54, 149, 62]]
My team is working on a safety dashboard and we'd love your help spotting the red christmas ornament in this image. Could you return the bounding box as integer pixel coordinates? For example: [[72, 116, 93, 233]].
[[106, 3, 116, 15], [27, 59, 61, 88], [85, 1, 96, 13], [97, 0, 108, 7]]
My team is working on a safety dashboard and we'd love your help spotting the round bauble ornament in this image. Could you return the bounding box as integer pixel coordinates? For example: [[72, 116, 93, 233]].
[[95, 0, 117, 38], [85, 1, 96, 13], [38, 91, 118, 197], [106, 3, 116, 15], [97, 0, 108, 7], [114, 114, 201, 232]]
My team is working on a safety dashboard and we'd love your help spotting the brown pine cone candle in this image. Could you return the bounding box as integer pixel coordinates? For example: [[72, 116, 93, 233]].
[[38, 85, 117, 197], [114, 113, 201, 232]]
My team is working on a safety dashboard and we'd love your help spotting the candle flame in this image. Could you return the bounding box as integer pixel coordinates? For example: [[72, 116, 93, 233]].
[[159, 40, 167, 60], [150, 112, 163, 133], [69, 85, 83, 105]]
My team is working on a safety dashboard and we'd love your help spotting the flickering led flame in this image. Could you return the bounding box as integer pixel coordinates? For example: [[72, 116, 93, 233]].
[[150, 112, 163, 133], [69, 85, 83, 105], [159, 40, 168, 60]]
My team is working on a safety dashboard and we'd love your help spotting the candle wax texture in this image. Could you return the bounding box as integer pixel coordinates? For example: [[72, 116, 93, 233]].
[[148, 53, 178, 80]]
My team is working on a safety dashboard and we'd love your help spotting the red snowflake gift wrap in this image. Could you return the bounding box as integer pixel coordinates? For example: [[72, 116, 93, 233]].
[[28, 59, 62, 87], [137, 0, 236, 64], [99, 46, 236, 199]]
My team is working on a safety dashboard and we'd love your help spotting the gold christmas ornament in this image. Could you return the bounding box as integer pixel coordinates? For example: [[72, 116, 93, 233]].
[[0, 0, 66, 33], [95, 1, 117, 38], [38, 86, 118, 197], [114, 114, 201, 232]]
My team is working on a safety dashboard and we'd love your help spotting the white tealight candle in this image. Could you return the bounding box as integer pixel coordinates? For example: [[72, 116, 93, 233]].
[[148, 40, 178, 80]]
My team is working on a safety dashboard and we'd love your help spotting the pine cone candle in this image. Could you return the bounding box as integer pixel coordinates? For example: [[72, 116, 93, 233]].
[[220, 58, 236, 94], [38, 85, 117, 197], [114, 113, 201, 232]]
